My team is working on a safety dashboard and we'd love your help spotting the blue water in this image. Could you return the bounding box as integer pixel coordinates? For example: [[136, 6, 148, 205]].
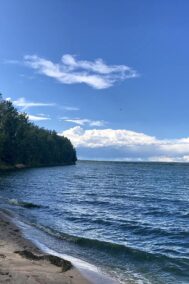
[[0, 161, 189, 283]]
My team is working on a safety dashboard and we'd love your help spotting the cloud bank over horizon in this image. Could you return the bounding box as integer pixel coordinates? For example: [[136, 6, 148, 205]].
[[24, 54, 138, 89], [61, 126, 189, 162]]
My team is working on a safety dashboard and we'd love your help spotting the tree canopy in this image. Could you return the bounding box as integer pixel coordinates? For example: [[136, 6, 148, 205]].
[[0, 95, 77, 168]]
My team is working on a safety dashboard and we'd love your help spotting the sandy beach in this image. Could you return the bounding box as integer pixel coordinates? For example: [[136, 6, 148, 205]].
[[0, 211, 91, 284]]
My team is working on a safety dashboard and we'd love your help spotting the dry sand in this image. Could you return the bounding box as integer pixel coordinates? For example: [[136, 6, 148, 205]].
[[0, 211, 91, 284]]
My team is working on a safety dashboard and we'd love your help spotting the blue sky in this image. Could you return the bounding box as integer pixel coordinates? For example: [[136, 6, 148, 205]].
[[1, 0, 189, 161]]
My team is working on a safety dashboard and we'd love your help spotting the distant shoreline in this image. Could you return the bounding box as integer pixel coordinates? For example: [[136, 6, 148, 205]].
[[0, 161, 76, 171], [78, 159, 189, 164], [1, 160, 189, 171]]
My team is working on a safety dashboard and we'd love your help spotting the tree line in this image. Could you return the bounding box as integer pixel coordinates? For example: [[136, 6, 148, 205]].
[[0, 95, 77, 168]]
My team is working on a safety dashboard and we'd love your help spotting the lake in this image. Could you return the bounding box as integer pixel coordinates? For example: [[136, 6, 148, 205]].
[[0, 161, 189, 283]]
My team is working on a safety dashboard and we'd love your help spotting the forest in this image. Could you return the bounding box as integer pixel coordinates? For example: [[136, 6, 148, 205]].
[[0, 95, 77, 169]]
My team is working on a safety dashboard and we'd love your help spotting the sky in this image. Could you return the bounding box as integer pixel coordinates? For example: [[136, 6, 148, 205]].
[[1, 0, 189, 161]]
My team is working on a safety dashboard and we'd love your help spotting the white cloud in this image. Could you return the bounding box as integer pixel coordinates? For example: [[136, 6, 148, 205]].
[[19, 73, 35, 80], [148, 156, 177, 162], [61, 126, 189, 162], [61, 54, 134, 75], [3, 59, 20, 64], [148, 155, 189, 163], [7, 97, 55, 111], [28, 114, 51, 121], [61, 127, 156, 148], [24, 54, 138, 89], [8, 97, 78, 112], [61, 118, 105, 127], [62, 106, 80, 111]]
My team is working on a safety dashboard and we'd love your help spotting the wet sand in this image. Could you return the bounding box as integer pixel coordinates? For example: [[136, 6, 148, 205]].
[[0, 211, 91, 284]]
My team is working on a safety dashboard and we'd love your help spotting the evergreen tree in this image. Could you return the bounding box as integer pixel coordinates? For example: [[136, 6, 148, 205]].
[[0, 96, 77, 167]]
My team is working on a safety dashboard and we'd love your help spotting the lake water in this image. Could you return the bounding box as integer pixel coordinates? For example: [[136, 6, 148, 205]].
[[0, 161, 189, 283]]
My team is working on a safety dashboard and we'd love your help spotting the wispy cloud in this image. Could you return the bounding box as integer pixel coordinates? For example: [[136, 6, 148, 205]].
[[7, 97, 55, 111], [61, 126, 189, 162], [62, 106, 80, 111], [28, 114, 51, 121], [61, 117, 105, 127], [19, 73, 35, 80], [3, 59, 20, 64], [24, 54, 138, 89]]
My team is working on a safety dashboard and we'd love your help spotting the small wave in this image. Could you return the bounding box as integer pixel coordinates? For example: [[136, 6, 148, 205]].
[[181, 212, 189, 218], [8, 199, 43, 209], [26, 221, 189, 266], [14, 218, 189, 281], [66, 215, 113, 226]]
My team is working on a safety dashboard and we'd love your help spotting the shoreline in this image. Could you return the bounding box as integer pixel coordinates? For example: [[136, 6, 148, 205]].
[[0, 162, 76, 171], [0, 211, 91, 284]]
